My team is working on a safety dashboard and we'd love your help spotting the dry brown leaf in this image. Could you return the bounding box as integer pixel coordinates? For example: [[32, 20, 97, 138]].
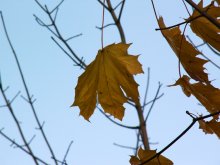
[[158, 17, 209, 83], [72, 43, 143, 121], [129, 147, 173, 165], [199, 119, 220, 138], [189, 0, 220, 52], [171, 75, 220, 117]]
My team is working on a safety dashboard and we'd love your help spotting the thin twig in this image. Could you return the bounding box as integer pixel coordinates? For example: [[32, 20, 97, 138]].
[[0, 131, 48, 165], [142, 68, 150, 112], [96, 23, 115, 29], [65, 33, 83, 42], [97, 0, 109, 11], [186, 35, 220, 70], [185, 0, 220, 29], [145, 82, 162, 122], [118, 0, 126, 21], [182, 0, 191, 16], [50, 0, 64, 14], [136, 105, 150, 150], [97, 107, 139, 129], [206, 44, 220, 56], [114, 1, 123, 10], [51, 37, 81, 66], [0, 11, 58, 165], [106, 0, 126, 43], [143, 93, 164, 108], [113, 142, 136, 150], [140, 111, 220, 165], [0, 11, 39, 165], [62, 141, 73, 165]]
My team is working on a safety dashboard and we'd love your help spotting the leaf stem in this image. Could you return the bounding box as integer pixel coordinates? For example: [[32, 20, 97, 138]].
[[101, 0, 106, 49]]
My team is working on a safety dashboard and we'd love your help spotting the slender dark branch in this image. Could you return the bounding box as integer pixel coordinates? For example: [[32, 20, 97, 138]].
[[145, 82, 162, 122], [97, 107, 139, 129], [51, 37, 80, 65], [62, 140, 73, 165], [186, 35, 220, 70], [142, 68, 150, 112], [155, 15, 202, 31], [185, 0, 220, 29], [182, 0, 191, 16], [0, 12, 39, 165], [136, 105, 150, 150], [9, 91, 21, 104], [28, 135, 36, 146], [34, 0, 46, 12], [196, 42, 206, 48], [114, 1, 123, 10], [186, 111, 196, 119], [65, 33, 83, 42], [118, 0, 126, 21], [0, 131, 48, 165], [113, 142, 136, 150], [96, 23, 115, 29], [140, 111, 220, 165], [50, 0, 64, 14], [143, 93, 164, 107], [206, 44, 220, 56], [106, 0, 126, 43], [127, 99, 136, 107], [97, 0, 109, 11], [0, 89, 38, 164], [44, 5, 87, 68], [0, 72, 2, 89], [150, 0, 159, 20], [34, 15, 58, 37], [53, 8, 59, 23], [0, 11, 58, 165]]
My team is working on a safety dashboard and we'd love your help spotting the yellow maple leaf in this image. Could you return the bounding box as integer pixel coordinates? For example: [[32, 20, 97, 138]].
[[199, 119, 220, 138], [129, 147, 173, 165], [188, 0, 220, 52], [171, 75, 220, 118], [72, 43, 143, 121], [158, 17, 209, 83]]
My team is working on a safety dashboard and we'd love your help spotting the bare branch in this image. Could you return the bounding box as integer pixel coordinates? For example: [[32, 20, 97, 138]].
[[142, 68, 150, 112], [50, 0, 64, 14], [145, 82, 162, 122], [143, 93, 164, 107], [114, 1, 123, 10], [186, 35, 220, 70], [0, 12, 39, 165], [0, 11, 58, 165], [106, 0, 126, 43], [140, 111, 220, 165], [118, 0, 126, 21], [96, 23, 115, 29], [65, 33, 83, 42], [185, 0, 220, 29], [9, 91, 21, 104], [34, 0, 46, 12], [51, 37, 83, 68], [136, 105, 150, 150], [62, 140, 73, 165], [97, 0, 109, 11], [206, 44, 220, 56], [98, 107, 139, 129], [0, 130, 48, 165], [113, 142, 136, 150]]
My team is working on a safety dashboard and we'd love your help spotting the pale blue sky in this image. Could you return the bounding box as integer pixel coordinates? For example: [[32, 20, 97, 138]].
[[0, 0, 220, 165]]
